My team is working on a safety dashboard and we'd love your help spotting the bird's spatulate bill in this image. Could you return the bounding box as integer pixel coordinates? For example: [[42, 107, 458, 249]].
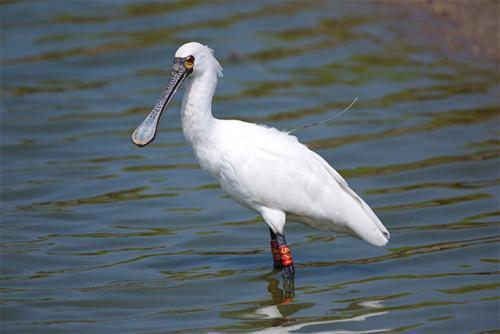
[[131, 67, 189, 147]]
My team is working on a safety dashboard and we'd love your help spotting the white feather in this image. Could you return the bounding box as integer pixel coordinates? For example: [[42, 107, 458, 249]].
[[175, 42, 389, 247]]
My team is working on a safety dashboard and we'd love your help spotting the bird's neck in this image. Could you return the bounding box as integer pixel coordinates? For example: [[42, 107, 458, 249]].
[[181, 69, 218, 145]]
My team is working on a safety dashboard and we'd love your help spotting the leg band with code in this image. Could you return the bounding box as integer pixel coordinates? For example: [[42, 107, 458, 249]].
[[279, 245, 293, 267]]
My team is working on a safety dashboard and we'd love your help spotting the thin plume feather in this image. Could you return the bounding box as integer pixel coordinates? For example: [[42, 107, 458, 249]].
[[288, 97, 358, 134]]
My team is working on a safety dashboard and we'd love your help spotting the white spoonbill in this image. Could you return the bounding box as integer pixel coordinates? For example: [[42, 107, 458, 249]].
[[131, 42, 390, 278]]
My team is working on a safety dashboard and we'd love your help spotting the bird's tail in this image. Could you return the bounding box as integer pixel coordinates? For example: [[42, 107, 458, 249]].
[[352, 197, 390, 247]]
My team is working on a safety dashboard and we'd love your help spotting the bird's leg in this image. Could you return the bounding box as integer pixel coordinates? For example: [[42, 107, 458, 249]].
[[275, 233, 295, 279], [269, 228, 283, 268]]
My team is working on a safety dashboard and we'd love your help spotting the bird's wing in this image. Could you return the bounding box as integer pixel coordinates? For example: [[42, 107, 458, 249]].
[[308, 150, 389, 238], [216, 121, 389, 245], [218, 122, 344, 215]]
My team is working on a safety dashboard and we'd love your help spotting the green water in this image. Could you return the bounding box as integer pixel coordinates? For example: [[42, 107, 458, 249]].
[[1, 1, 499, 333]]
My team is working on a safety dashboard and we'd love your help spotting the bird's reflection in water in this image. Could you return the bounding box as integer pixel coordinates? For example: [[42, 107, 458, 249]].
[[253, 271, 303, 322], [251, 272, 389, 333], [266, 274, 295, 305]]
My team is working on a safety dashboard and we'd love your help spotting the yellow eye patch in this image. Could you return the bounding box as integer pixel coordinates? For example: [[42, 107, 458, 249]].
[[184, 55, 195, 69]]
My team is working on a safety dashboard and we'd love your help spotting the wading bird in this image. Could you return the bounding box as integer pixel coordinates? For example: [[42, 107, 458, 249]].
[[132, 42, 390, 279]]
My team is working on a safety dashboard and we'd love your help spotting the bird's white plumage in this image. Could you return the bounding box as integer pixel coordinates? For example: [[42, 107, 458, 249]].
[[175, 42, 389, 247]]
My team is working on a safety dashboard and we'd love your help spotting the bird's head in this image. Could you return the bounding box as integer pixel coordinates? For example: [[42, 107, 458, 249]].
[[131, 42, 222, 147], [175, 42, 223, 78]]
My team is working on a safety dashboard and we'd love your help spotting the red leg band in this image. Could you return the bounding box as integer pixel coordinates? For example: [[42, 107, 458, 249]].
[[279, 245, 293, 267], [270, 240, 281, 263]]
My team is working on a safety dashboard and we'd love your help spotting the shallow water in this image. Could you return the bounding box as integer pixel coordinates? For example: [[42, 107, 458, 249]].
[[1, 1, 499, 333]]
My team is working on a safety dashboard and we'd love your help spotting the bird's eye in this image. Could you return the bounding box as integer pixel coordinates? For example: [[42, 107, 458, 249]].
[[184, 55, 195, 69]]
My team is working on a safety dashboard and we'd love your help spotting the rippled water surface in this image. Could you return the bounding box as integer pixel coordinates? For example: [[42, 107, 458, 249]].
[[1, 1, 499, 333]]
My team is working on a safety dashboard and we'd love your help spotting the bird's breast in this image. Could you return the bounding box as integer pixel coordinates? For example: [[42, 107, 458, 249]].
[[191, 144, 221, 176]]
